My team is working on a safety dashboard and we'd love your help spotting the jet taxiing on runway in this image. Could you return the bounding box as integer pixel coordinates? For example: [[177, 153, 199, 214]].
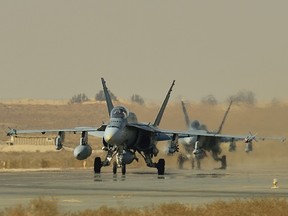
[[177, 100, 233, 169], [7, 78, 286, 175], [7, 78, 181, 175], [175, 100, 286, 170]]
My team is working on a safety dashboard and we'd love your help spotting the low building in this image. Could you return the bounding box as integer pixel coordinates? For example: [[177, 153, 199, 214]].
[[7, 136, 55, 146]]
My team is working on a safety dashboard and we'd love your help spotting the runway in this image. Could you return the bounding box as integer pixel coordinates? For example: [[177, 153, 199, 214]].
[[0, 167, 287, 212]]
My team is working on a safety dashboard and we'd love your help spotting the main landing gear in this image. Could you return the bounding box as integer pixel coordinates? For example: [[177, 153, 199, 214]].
[[94, 157, 102, 174], [93, 156, 166, 175], [156, 159, 165, 175], [219, 155, 227, 169]]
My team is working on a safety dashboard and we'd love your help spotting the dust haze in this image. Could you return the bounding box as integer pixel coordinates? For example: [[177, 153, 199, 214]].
[[0, 100, 287, 171], [0, 1, 288, 102]]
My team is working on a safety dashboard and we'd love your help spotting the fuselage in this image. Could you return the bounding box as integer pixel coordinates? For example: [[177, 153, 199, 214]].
[[103, 106, 138, 148]]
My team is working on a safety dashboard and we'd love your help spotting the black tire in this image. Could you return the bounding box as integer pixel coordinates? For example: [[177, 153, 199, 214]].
[[191, 158, 195, 169], [157, 158, 165, 175], [177, 154, 185, 169], [221, 155, 227, 169], [94, 157, 102, 173], [113, 161, 117, 174], [121, 163, 126, 175], [196, 159, 201, 170]]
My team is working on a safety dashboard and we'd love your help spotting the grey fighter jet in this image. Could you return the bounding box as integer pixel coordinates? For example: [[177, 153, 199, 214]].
[[175, 101, 285, 170], [7, 78, 182, 175], [176, 101, 233, 170]]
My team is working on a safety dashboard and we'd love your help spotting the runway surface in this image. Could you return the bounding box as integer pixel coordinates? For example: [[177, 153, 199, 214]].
[[0, 167, 287, 212]]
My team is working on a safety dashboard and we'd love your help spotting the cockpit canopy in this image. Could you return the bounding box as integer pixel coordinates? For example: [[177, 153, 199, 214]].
[[190, 120, 208, 131], [191, 120, 201, 129], [110, 106, 129, 119]]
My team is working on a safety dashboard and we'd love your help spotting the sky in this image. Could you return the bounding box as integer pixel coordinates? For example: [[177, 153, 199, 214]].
[[0, 1, 287, 102]]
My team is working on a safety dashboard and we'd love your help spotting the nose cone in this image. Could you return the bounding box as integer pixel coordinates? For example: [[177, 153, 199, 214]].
[[104, 127, 123, 145]]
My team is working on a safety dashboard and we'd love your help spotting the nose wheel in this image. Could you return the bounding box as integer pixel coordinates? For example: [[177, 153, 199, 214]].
[[177, 154, 186, 169], [113, 161, 126, 175]]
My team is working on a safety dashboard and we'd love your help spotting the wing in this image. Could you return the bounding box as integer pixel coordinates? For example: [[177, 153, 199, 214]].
[[157, 128, 285, 143], [126, 123, 248, 142], [7, 125, 106, 138]]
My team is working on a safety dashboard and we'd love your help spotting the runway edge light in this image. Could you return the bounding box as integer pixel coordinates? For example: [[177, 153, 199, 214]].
[[271, 178, 279, 189]]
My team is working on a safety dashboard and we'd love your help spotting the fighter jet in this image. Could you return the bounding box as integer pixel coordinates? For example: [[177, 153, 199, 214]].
[[174, 100, 285, 170], [7, 78, 182, 175], [176, 100, 233, 170]]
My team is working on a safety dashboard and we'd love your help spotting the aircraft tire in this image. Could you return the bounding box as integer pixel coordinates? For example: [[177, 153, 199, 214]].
[[113, 161, 117, 174], [157, 158, 165, 175], [177, 154, 185, 169], [221, 155, 227, 169], [196, 159, 201, 170], [121, 163, 126, 175], [94, 157, 102, 173]]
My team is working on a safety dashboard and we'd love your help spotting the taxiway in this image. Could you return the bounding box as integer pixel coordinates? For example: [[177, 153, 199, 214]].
[[0, 167, 287, 212]]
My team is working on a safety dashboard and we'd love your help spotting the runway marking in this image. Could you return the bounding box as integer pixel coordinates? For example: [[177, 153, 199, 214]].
[[62, 199, 82, 203], [112, 194, 133, 199]]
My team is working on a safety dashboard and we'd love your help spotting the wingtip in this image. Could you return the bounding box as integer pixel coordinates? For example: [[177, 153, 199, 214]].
[[7, 128, 17, 136]]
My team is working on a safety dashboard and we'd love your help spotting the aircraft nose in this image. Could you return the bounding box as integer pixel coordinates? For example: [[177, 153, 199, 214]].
[[104, 127, 122, 145]]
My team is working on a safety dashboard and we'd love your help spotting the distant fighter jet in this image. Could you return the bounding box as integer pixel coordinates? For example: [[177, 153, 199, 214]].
[[176, 100, 233, 169], [174, 100, 285, 170]]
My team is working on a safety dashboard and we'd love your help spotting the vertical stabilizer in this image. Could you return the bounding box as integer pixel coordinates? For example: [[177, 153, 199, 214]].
[[181, 101, 190, 128], [101, 78, 114, 116], [153, 80, 175, 127], [217, 100, 233, 134]]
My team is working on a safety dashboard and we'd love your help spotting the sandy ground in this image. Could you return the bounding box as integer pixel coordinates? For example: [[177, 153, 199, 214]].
[[0, 144, 57, 152]]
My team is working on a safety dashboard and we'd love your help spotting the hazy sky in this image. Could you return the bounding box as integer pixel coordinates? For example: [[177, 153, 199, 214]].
[[0, 1, 287, 102]]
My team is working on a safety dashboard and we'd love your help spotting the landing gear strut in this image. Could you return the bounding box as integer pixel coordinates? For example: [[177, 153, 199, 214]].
[[220, 155, 227, 169]]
